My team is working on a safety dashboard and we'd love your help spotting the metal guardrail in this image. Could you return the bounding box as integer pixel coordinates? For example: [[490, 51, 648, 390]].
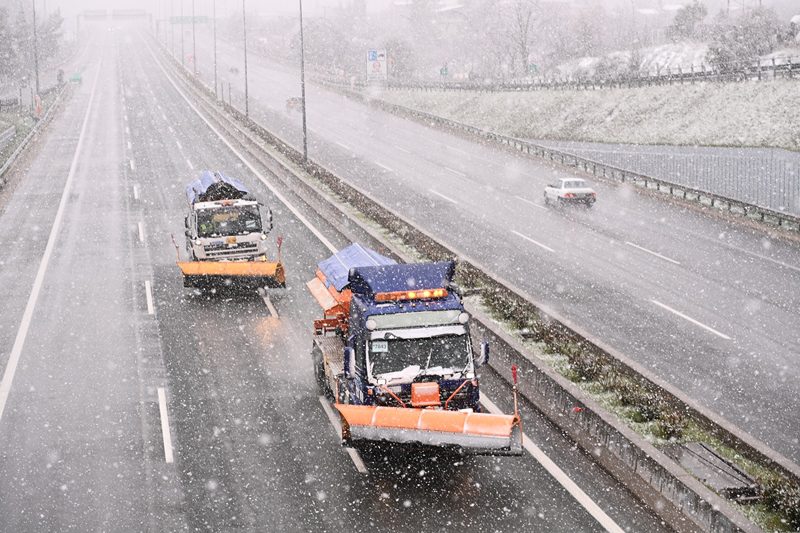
[[328, 90, 800, 234], [0, 126, 15, 151], [157, 38, 799, 533], [0, 86, 67, 187], [318, 55, 800, 93]]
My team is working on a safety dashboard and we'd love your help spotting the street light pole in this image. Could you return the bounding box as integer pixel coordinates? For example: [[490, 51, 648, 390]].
[[170, 0, 175, 58], [299, 0, 308, 162], [242, 0, 249, 117], [191, 0, 197, 75], [180, 0, 185, 67], [213, 0, 218, 97], [31, 0, 40, 96]]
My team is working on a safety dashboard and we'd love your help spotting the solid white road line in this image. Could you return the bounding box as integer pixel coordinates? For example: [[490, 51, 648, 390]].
[[149, 43, 338, 254], [376, 162, 393, 173], [335, 141, 351, 151], [129, 159, 136, 171], [186, 158, 194, 170], [133, 184, 140, 200], [481, 396, 624, 533], [157, 387, 175, 464], [145, 281, 155, 315], [429, 189, 458, 204], [0, 60, 103, 423], [262, 293, 279, 318], [515, 195, 547, 210], [625, 241, 680, 265], [444, 166, 466, 177], [137, 221, 145, 243], [394, 145, 411, 154], [511, 230, 555, 253], [318, 396, 368, 474], [651, 299, 731, 340]]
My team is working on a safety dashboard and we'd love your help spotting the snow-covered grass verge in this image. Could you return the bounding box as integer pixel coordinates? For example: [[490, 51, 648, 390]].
[[376, 80, 800, 152]]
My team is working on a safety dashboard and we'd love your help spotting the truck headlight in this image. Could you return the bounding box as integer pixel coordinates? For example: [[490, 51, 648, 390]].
[[260, 233, 267, 240], [194, 239, 202, 246], [458, 312, 470, 324]]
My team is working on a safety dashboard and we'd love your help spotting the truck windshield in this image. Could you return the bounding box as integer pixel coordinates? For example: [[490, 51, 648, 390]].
[[197, 205, 262, 237], [368, 334, 470, 378]]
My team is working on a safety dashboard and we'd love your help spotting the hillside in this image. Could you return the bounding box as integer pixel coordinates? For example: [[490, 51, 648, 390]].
[[375, 80, 800, 151]]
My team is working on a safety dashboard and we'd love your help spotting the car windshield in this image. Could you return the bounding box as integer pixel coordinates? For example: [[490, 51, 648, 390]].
[[368, 334, 470, 378], [196, 205, 262, 237]]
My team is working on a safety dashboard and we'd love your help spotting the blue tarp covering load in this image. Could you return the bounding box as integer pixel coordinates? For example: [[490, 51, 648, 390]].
[[186, 170, 252, 204], [349, 261, 455, 296], [318, 243, 395, 292]]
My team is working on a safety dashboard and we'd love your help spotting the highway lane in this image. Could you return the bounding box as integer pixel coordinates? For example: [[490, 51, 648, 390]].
[[126, 30, 668, 531], [185, 35, 800, 463], [0, 32, 186, 531]]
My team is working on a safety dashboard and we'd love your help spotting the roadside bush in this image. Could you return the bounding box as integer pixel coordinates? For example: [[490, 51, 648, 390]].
[[653, 410, 686, 441], [564, 350, 605, 382], [761, 477, 800, 529]]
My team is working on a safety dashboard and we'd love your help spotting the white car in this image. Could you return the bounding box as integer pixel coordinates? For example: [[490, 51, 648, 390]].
[[544, 178, 596, 208]]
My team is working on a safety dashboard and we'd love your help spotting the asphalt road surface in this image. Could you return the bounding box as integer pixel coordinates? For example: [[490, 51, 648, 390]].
[[0, 25, 669, 532], [181, 33, 800, 464]]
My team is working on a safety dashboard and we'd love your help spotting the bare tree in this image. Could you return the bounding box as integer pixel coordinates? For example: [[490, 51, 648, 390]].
[[509, 0, 538, 76]]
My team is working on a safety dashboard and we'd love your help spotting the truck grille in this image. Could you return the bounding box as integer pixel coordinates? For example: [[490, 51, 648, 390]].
[[205, 243, 259, 258]]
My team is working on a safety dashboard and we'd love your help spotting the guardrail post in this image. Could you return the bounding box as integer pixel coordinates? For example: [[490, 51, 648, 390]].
[[757, 58, 762, 81], [771, 57, 776, 80]]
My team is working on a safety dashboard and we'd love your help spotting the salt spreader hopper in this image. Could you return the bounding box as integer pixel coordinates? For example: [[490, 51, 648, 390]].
[[307, 244, 522, 455]]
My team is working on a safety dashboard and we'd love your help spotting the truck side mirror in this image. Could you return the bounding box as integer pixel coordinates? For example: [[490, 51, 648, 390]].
[[184, 216, 190, 229], [343, 347, 356, 379], [477, 341, 490, 367]]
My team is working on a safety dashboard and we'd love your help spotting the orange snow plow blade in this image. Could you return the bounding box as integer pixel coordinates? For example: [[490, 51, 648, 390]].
[[178, 261, 286, 288], [336, 404, 523, 455]]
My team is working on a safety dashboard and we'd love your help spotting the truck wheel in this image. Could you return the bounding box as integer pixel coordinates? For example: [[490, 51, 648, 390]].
[[313, 349, 332, 400], [544, 195, 550, 206]]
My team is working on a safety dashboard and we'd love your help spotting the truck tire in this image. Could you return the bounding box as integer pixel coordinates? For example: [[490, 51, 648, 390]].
[[312, 347, 333, 400]]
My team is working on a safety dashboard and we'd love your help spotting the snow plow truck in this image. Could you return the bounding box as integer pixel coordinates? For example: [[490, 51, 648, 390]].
[[178, 171, 285, 289], [307, 243, 522, 455]]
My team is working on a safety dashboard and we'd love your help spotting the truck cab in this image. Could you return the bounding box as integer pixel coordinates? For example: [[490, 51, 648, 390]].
[[185, 198, 273, 262], [342, 265, 479, 411], [183, 171, 273, 263]]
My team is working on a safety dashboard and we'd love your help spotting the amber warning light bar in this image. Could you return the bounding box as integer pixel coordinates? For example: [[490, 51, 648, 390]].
[[374, 288, 448, 302]]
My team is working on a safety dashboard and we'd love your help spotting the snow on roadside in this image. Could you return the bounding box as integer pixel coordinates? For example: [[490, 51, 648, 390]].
[[377, 80, 800, 151]]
